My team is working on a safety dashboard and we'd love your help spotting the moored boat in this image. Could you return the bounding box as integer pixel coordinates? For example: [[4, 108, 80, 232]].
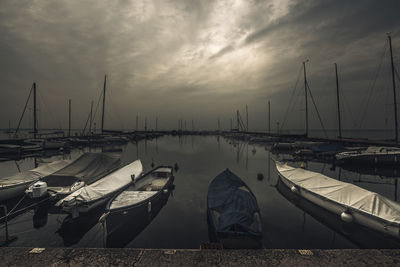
[[336, 146, 400, 165], [207, 169, 262, 248], [103, 166, 174, 246], [276, 161, 400, 239], [26, 152, 121, 200], [0, 159, 71, 201], [55, 160, 143, 218]]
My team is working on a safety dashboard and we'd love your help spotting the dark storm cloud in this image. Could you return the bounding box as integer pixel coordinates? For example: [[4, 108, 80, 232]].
[[0, 0, 399, 131]]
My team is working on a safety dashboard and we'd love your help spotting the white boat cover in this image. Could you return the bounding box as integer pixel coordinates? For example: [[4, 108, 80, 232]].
[[276, 162, 400, 225], [57, 160, 142, 208], [0, 159, 72, 188], [110, 191, 157, 210], [40, 152, 121, 187]]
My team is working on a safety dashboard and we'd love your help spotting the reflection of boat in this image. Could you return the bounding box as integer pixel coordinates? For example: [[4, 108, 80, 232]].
[[26, 153, 121, 199], [57, 202, 107, 246], [56, 160, 143, 217], [0, 159, 71, 201], [276, 179, 400, 248], [104, 167, 174, 247], [339, 164, 400, 178], [276, 161, 400, 239], [336, 146, 400, 165], [207, 169, 262, 248]]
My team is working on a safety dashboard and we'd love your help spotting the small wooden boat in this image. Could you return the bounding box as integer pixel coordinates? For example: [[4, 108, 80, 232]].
[[103, 166, 174, 247], [56, 160, 143, 218], [0, 159, 71, 201], [207, 169, 262, 248], [276, 161, 400, 239]]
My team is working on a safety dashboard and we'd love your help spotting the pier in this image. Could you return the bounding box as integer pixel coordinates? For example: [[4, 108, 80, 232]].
[[0, 247, 399, 266]]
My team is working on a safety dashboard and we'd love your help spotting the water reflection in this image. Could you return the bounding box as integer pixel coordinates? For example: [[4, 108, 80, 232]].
[[57, 203, 106, 246], [105, 184, 174, 248]]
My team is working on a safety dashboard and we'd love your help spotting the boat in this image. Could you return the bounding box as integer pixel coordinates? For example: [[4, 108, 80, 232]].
[[275, 179, 400, 248], [103, 166, 174, 247], [207, 169, 262, 248], [0, 144, 21, 156], [25, 152, 121, 200], [276, 161, 400, 239], [336, 146, 400, 165], [55, 159, 143, 218], [0, 159, 71, 201]]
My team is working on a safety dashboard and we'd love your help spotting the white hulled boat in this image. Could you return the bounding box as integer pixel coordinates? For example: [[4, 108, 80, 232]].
[[276, 161, 400, 239]]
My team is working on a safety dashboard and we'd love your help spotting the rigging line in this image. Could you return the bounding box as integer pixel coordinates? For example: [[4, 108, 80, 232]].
[[306, 83, 328, 138], [281, 65, 303, 130], [92, 87, 105, 131], [81, 107, 92, 135], [15, 84, 34, 136], [358, 41, 388, 129]]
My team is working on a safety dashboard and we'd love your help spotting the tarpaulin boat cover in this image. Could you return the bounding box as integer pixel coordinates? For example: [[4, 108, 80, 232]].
[[41, 153, 121, 187], [57, 160, 142, 207], [207, 169, 261, 233], [276, 162, 400, 225], [0, 159, 72, 187]]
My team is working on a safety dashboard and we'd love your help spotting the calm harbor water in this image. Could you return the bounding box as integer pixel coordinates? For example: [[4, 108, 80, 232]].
[[1, 135, 400, 248]]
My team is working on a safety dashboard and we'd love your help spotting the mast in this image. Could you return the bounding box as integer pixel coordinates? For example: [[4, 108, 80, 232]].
[[156, 117, 158, 131], [33, 82, 37, 139], [101, 74, 107, 134], [68, 99, 71, 137], [303, 60, 309, 137], [335, 63, 342, 139], [236, 110, 240, 131], [218, 118, 220, 132], [246, 105, 248, 132], [136, 115, 138, 131], [89, 100, 93, 134], [388, 34, 398, 143], [268, 100, 271, 134]]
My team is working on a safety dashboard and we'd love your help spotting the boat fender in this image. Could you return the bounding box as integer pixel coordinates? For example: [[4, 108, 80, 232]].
[[148, 201, 152, 213], [291, 185, 299, 194], [340, 211, 353, 223], [131, 174, 136, 182], [163, 189, 168, 194]]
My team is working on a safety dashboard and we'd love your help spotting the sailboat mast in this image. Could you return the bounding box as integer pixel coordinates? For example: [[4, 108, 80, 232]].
[[268, 100, 271, 134], [246, 105, 248, 132], [33, 82, 37, 139], [101, 74, 107, 134], [68, 99, 71, 137], [303, 61, 309, 137], [388, 34, 398, 143], [89, 100, 93, 134], [335, 63, 342, 139]]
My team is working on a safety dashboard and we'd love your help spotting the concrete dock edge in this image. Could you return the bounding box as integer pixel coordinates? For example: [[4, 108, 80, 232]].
[[1, 248, 400, 266]]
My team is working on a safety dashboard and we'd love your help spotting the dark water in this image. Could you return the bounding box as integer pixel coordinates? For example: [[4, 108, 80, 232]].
[[1, 135, 400, 248]]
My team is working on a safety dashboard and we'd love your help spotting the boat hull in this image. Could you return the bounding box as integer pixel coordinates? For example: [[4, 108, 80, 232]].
[[277, 169, 400, 239], [0, 181, 35, 202]]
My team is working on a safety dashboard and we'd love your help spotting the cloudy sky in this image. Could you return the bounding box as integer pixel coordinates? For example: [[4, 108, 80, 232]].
[[1, 0, 400, 133]]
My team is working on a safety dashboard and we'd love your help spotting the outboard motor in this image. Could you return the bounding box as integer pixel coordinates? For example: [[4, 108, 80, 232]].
[[32, 181, 48, 198]]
